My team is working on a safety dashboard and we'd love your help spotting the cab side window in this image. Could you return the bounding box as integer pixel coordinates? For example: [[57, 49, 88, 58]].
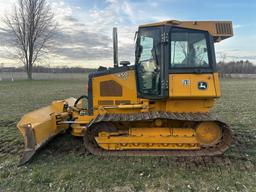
[[170, 30, 210, 68]]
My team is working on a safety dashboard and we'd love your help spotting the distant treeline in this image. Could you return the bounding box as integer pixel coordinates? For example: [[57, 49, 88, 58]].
[[217, 60, 256, 74], [1, 60, 256, 74], [0, 66, 97, 73]]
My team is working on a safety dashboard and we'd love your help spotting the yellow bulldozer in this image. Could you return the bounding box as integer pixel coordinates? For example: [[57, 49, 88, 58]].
[[17, 20, 233, 165]]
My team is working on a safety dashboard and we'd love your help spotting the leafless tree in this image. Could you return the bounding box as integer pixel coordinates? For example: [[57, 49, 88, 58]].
[[219, 53, 227, 63], [4, 0, 56, 80]]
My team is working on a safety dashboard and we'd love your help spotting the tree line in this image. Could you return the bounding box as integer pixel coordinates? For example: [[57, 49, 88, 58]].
[[1, 60, 256, 74], [217, 60, 256, 74], [0, 66, 96, 73]]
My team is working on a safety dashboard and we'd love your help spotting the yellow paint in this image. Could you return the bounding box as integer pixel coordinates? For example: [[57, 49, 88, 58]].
[[140, 20, 233, 42], [96, 121, 221, 150], [17, 98, 76, 149], [129, 128, 172, 137], [165, 99, 215, 113], [96, 135, 198, 144], [92, 70, 138, 115], [90, 71, 220, 116], [213, 73, 221, 97], [70, 113, 96, 137], [96, 127, 199, 150], [169, 73, 220, 98], [173, 128, 195, 137], [97, 143, 199, 150], [195, 122, 222, 145], [96, 126, 199, 150]]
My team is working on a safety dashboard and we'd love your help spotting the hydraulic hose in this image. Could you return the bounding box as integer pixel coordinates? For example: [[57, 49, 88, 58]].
[[74, 95, 88, 108]]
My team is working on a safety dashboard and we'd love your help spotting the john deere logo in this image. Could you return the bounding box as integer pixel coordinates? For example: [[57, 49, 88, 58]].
[[198, 82, 208, 90]]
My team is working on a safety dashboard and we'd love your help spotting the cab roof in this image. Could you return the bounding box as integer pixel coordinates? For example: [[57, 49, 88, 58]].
[[139, 20, 233, 42]]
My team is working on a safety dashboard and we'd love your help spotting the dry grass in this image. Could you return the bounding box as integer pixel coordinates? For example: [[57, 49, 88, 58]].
[[0, 78, 256, 192]]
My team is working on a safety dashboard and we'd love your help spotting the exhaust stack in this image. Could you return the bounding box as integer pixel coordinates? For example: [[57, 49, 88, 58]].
[[113, 27, 118, 68]]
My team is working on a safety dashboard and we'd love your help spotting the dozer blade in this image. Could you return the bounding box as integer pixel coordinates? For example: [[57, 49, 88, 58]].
[[17, 98, 76, 165]]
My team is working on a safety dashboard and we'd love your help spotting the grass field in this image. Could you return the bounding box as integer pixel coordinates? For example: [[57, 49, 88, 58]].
[[0, 79, 256, 192]]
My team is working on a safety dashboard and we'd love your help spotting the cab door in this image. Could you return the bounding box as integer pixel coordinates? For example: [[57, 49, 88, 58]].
[[167, 26, 219, 98], [135, 26, 168, 99]]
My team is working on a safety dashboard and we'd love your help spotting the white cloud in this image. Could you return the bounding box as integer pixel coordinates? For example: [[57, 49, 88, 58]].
[[0, 0, 174, 67], [1, 0, 255, 67], [233, 24, 243, 29]]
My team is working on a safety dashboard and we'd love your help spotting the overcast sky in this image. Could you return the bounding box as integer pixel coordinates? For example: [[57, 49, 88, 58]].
[[0, 0, 256, 68]]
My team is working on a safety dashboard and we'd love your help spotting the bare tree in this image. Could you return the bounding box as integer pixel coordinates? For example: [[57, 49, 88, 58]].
[[4, 0, 56, 80], [219, 52, 227, 63]]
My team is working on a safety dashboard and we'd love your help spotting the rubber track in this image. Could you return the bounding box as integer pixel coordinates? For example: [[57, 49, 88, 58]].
[[84, 112, 233, 157]]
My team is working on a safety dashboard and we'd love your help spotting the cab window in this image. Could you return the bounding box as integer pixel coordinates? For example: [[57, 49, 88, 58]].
[[170, 30, 210, 68]]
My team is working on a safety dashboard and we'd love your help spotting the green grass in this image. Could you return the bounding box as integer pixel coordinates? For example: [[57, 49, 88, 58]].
[[0, 79, 256, 192]]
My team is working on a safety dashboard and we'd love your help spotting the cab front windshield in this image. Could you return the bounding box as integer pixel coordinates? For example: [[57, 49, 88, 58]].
[[136, 27, 161, 96], [170, 29, 210, 68]]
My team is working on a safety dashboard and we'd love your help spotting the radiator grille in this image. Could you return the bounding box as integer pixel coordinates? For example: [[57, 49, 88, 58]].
[[215, 23, 232, 35]]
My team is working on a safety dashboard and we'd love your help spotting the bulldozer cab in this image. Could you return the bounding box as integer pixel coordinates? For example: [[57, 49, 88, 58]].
[[135, 21, 233, 99]]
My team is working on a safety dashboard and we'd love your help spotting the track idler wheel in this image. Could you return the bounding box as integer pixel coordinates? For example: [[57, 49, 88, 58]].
[[195, 122, 222, 146]]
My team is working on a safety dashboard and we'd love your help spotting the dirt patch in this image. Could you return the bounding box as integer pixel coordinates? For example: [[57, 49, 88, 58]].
[[37, 132, 85, 156], [0, 120, 18, 127], [0, 140, 23, 159], [0, 120, 23, 160], [173, 156, 255, 171], [233, 131, 256, 151], [173, 131, 256, 170]]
